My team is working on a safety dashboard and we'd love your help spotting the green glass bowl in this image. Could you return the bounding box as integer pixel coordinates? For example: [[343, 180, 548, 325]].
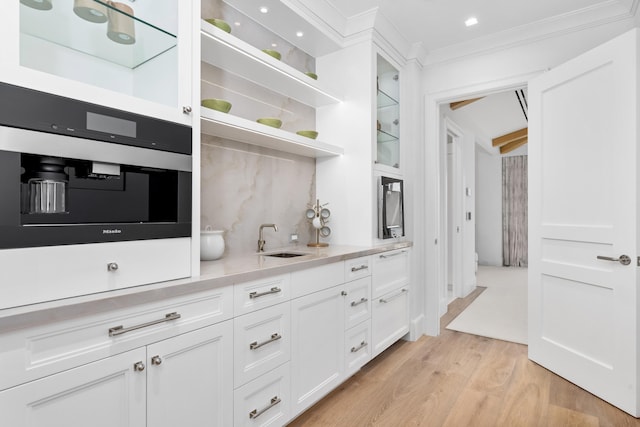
[[296, 130, 318, 139], [201, 98, 232, 113], [256, 118, 282, 128], [304, 72, 318, 80], [262, 49, 282, 60], [205, 18, 231, 33]]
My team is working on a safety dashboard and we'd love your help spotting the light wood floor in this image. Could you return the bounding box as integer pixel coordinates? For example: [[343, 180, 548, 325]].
[[287, 288, 640, 427]]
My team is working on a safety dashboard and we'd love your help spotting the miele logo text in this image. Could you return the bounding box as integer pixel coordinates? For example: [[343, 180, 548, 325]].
[[103, 229, 122, 234]]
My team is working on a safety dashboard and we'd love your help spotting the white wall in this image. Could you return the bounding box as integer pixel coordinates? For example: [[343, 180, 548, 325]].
[[475, 147, 503, 266]]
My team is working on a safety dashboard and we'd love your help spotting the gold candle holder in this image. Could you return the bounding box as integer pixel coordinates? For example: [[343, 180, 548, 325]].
[[20, 0, 53, 11], [107, 1, 136, 45], [73, 0, 108, 23]]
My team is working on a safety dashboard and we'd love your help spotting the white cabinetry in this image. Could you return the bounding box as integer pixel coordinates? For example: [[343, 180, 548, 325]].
[[0, 321, 234, 427], [233, 275, 292, 425], [371, 248, 411, 357], [0, 348, 146, 427], [290, 284, 345, 415], [1, 0, 195, 125], [0, 285, 234, 427]]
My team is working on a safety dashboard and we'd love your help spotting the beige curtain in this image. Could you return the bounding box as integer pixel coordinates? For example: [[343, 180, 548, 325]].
[[502, 155, 528, 267]]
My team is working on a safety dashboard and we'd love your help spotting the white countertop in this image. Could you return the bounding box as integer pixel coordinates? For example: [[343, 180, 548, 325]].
[[0, 241, 412, 327]]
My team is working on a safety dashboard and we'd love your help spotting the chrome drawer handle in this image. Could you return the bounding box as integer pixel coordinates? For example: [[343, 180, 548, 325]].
[[351, 341, 368, 353], [350, 297, 368, 307], [351, 264, 368, 272], [379, 250, 406, 259], [249, 396, 281, 419], [109, 312, 181, 337], [133, 361, 145, 372], [379, 288, 408, 304], [107, 262, 119, 272], [249, 333, 282, 350], [249, 287, 281, 299]]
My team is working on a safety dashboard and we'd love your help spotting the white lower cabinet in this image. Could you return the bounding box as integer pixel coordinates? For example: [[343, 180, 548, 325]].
[[234, 302, 291, 387], [371, 287, 410, 357], [345, 319, 372, 377], [147, 321, 234, 427], [0, 347, 147, 427], [0, 320, 234, 427], [234, 362, 291, 427], [290, 285, 345, 415]]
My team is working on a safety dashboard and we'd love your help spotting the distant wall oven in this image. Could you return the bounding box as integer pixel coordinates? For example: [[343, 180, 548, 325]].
[[0, 82, 192, 249], [378, 176, 405, 239]]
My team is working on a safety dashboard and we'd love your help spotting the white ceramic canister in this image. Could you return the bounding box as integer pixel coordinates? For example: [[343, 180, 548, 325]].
[[200, 226, 225, 261]]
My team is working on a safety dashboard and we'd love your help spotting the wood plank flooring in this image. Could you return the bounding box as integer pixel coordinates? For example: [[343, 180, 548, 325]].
[[287, 288, 640, 427]]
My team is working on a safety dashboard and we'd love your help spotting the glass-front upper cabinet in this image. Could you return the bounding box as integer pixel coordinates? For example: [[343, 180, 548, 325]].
[[1, 0, 193, 125], [376, 54, 400, 170]]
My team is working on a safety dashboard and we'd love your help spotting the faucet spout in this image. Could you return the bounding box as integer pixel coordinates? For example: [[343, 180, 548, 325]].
[[258, 223, 278, 252]]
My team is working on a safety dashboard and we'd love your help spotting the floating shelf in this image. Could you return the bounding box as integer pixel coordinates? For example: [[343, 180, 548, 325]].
[[20, 0, 177, 69], [201, 108, 343, 158], [200, 20, 342, 108]]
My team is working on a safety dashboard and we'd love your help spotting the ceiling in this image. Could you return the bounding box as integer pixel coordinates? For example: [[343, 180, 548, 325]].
[[323, 0, 637, 54]]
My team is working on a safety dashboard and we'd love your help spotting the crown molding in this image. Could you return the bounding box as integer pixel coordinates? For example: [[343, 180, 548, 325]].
[[423, 0, 638, 67]]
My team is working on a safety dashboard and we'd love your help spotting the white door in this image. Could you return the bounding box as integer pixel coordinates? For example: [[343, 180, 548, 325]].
[[528, 28, 639, 416]]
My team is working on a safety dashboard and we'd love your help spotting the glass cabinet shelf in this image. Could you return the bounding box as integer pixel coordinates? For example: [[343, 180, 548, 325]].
[[377, 89, 398, 108], [20, 0, 177, 69], [377, 129, 399, 143]]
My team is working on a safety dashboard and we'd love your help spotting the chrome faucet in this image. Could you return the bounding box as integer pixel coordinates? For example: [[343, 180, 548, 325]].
[[258, 223, 278, 252]]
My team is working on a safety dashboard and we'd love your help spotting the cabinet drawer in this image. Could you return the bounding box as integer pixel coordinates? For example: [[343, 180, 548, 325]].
[[345, 321, 371, 378], [234, 302, 290, 388], [1, 238, 191, 310], [344, 277, 371, 330], [372, 248, 410, 298], [290, 262, 344, 298], [0, 285, 233, 391], [344, 256, 372, 282], [234, 363, 291, 427], [371, 286, 410, 357], [234, 274, 290, 316]]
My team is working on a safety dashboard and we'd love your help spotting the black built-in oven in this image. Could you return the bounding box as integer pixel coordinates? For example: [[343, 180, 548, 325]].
[[0, 82, 192, 249]]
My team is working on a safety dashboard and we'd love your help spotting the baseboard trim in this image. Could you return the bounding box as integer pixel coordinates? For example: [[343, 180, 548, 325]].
[[408, 313, 425, 340]]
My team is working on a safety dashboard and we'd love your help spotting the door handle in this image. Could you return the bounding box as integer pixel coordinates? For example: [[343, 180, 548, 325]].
[[596, 255, 631, 265]]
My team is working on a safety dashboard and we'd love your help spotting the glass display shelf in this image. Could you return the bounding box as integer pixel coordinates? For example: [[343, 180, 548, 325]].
[[20, 0, 177, 69], [377, 128, 399, 143], [377, 89, 398, 109]]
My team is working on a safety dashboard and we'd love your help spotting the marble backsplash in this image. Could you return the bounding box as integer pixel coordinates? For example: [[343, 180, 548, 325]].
[[201, 134, 316, 257]]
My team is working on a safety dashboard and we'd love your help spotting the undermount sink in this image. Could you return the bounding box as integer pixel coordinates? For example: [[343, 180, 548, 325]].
[[264, 252, 306, 258]]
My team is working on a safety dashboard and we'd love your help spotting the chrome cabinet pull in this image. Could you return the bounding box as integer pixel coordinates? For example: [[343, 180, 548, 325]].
[[151, 355, 162, 366], [133, 361, 145, 372], [351, 341, 368, 353], [249, 287, 281, 299], [107, 262, 119, 272], [379, 250, 406, 259], [351, 264, 368, 272], [249, 333, 282, 350], [109, 312, 181, 337], [341, 290, 348, 296], [597, 254, 631, 265], [182, 106, 192, 114], [350, 297, 368, 307], [379, 288, 408, 303], [249, 396, 281, 419]]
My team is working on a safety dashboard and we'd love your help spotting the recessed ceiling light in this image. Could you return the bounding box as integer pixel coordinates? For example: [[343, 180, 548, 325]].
[[465, 17, 478, 27], [234, 22, 241, 26], [259, 6, 268, 13], [296, 31, 304, 37], [271, 43, 277, 47]]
